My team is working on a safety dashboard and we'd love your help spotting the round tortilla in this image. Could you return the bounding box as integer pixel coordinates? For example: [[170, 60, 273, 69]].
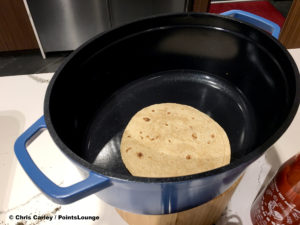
[[120, 103, 231, 178]]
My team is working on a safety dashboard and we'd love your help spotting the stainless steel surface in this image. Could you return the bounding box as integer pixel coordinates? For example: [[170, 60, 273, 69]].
[[211, 0, 260, 2], [26, 0, 110, 52], [109, 0, 188, 27], [26, 0, 188, 53]]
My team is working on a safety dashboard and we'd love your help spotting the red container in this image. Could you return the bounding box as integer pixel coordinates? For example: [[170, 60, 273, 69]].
[[251, 154, 300, 224]]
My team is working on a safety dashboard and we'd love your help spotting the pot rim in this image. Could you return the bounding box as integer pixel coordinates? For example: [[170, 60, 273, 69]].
[[44, 12, 300, 183]]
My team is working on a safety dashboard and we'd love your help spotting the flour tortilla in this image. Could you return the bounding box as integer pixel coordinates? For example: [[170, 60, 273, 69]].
[[120, 103, 231, 178]]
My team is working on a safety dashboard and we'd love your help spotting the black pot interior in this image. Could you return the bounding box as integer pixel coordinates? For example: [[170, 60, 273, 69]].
[[46, 13, 298, 178]]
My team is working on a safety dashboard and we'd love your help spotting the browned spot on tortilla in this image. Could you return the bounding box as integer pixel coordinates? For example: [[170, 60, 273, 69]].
[[137, 152, 143, 158], [140, 136, 144, 140], [168, 139, 172, 143], [150, 137, 155, 141], [167, 112, 171, 115], [207, 141, 211, 144], [152, 109, 155, 112], [126, 147, 132, 152], [139, 131, 143, 134], [186, 155, 191, 160], [192, 117, 195, 120], [155, 135, 160, 139], [211, 134, 215, 138], [127, 135, 131, 138], [165, 123, 168, 126], [189, 126, 193, 129], [143, 117, 150, 122], [192, 133, 197, 139]]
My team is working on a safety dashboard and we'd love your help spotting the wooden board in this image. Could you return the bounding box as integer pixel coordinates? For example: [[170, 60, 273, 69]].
[[192, 0, 211, 12], [0, 0, 38, 52], [279, 0, 300, 49], [116, 175, 243, 225]]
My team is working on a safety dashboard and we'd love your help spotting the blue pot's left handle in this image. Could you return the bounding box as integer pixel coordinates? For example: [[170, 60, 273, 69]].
[[221, 10, 280, 39], [14, 116, 111, 204]]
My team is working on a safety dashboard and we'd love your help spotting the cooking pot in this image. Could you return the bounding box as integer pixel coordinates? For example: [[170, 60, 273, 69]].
[[15, 11, 300, 215]]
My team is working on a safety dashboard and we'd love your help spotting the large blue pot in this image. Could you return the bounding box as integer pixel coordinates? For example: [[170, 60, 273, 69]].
[[15, 11, 299, 215]]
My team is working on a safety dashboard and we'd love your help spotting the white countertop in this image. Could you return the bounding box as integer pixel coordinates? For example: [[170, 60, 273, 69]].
[[0, 49, 300, 225]]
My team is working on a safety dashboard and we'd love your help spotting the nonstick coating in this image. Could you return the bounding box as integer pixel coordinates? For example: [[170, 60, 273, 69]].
[[84, 70, 256, 175], [45, 13, 299, 184]]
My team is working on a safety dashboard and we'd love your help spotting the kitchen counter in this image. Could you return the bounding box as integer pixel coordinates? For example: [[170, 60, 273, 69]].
[[0, 49, 299, 225]]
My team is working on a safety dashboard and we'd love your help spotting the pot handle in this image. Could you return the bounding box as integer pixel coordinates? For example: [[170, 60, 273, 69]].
[[14, 116, 111, 204], [220, 10, 280, 39]]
